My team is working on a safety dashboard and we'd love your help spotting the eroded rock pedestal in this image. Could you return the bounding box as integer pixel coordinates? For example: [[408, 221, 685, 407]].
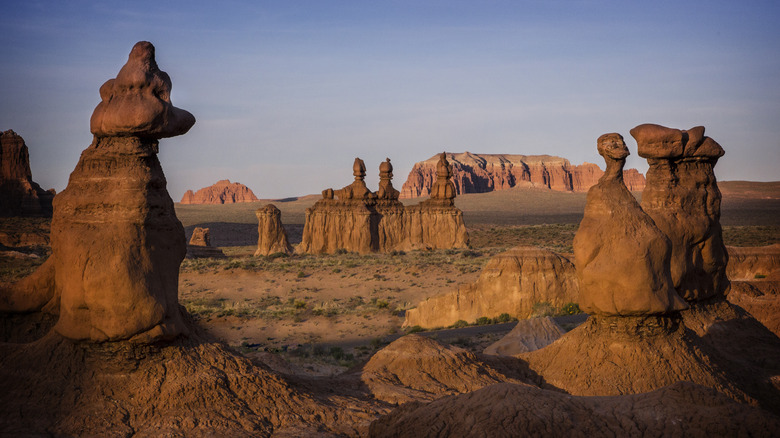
[[0, 130, 55, 217], [187, 227, 226, 259], [1, 41, 195, 343], [255, 204, 293, 256], [298, 154, 468, 254], [632, 123, 729, 302]]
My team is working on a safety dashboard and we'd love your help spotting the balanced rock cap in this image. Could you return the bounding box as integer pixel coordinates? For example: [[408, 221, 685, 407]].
[[90, 41, 195, 138]]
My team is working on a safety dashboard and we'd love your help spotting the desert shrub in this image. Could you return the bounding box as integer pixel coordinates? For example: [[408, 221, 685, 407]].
[[376, 300, 389, 309], [329, 346, 345, 360], [475, 316, 492, 325], [755, 274, 767, 279], [461, 250, 481, 258], [390, 250, 406, 256], [451, 319, 469, 329], [332, 268, 341, 273], [267, 252, 289, 260], [559, 302, 582, 315], [296, 271, 307, 278], [293, 299, 307, 309], [406, 325, 425, 334], [495, 313, 514, 323], [335, 248, 349, 255], [531, 302, 555, 317]]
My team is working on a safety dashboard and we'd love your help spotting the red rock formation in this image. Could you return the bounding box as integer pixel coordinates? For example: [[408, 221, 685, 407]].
[[1, 41, 195, 343], [573, 133, 687, 316], [0, 130, 55, 216], [186, 227, 226, 258], [404, 247, 578, 329], [298, 156, 468, 254], [179, 180, 258, 204], [255, 204, 293, 256], [399, 152, 646, 198], [634, 123, 729, 302]]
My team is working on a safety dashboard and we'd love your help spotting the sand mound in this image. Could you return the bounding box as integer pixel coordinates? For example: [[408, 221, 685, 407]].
[[483, 316, 565, 356], [369, 381, 780, 437], [0, 328, 380, 437], [358, 334, 531, 404]]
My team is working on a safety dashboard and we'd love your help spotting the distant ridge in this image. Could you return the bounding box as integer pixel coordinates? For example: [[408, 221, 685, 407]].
[[400, 152, 645, 198], [180, 180, 258, 204]]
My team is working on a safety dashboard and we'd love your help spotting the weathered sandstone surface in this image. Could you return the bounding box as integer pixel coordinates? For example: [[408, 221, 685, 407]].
[[369, 381, 780, 437], [0, 130, 55, 217], [180, 179, 258, 204], [255, 204, 293, 256], [726, 244, 780, 281], [399, 152, 646, 198], [483, 316, 565, 356], [634, 123, 729, 302], [298, 155, 468, 254], [574, 133, 687, 316], [404, 247, 578, 329], [186, 227, 225, 258], [1, 41, 194, 343]]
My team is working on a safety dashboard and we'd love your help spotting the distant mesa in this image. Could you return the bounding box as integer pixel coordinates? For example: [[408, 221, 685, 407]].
[[399, 152, 646, 198], [0, 130, 55, 217], [180, 179, 258, 204]]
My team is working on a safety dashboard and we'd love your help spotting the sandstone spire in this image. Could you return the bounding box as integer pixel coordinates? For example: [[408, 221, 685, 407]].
[[255, 204, 293, 256], [632, 123, 729, 302], [377, 158, 400, 200], [573, 133, 687, 316], [1, 42, 195, 342]]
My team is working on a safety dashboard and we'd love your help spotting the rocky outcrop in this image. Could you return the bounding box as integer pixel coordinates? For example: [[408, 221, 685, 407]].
[[255, 204, 293, 256], [298, 155, 468, 254], [573, 133, 687, 316], [634, 123, 729, 302], [399, 152, 646, 198], [1, 41, 194, 343], [186, 227, 225, 259], [404, 247, 578, 329], [483, 317, 565, 356], [369, 381, 780, 437], [179, 180, 258, 204], [0, 130, 55, 217], [726, 244, 780, 281]]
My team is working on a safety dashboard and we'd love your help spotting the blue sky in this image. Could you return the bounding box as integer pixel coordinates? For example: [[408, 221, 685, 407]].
[[1, 0, 778, 199]]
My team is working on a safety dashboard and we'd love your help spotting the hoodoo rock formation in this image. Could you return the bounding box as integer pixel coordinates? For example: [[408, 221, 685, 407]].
[[404, 247, 578, 329], [255, 204, 293, 256], [298, 154, 468, 254], [633, 123, 729, 302], [0, 130, 55, 217], [399, 152, 646, 198], [180, 179, 258, 204], [186, 227, 226, 258], [1, 41, 195, 342], [573, 133, 687, 316]]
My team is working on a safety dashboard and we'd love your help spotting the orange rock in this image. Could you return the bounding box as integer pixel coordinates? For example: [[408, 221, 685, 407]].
[[634, 123, 729, 302], [574, 133, 687, 316], [179, 180, 258, 204], [0, 130, 55, 217], [254, 204, 293, 256]]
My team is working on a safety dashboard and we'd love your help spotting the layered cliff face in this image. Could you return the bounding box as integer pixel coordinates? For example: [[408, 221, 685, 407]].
[[180, 179, 258, 204], [404, 247, 578, 329], [0, 130, 55, 217], [399, 152, 646, 198]]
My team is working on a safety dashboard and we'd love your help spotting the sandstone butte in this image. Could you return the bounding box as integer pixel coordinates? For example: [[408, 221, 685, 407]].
[[0, 129, 55, 217], [2, 44, 780, 436], [180, 179, 258, 204], [399, 151, 646, 198]]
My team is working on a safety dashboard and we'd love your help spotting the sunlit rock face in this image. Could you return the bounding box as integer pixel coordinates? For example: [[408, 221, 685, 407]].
[[2, 42, 195, 343], [298, 155, 468, 254], [632, 123, 729, 302], [255, 204, 293, 256], [573, 133, 687, 316]]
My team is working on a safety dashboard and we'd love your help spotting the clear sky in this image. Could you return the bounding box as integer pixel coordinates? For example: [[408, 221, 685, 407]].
[[1, 0, 778, 199]]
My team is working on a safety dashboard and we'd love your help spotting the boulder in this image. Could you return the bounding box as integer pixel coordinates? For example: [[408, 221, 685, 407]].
[[573, 133, 687, 316], [179, 179, 258, 204], [1, 41, 194, 343], [399, 152, 646, 198], [404, 247, 577, 329], [186, 227, 225, 259], [255, 204, 293, 256], [0, 130, 55, 217], [483, 317, 565, 356], [633, 123, 729, 302]]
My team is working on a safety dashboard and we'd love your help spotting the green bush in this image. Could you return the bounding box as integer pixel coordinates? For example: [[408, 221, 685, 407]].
[[495, 313, 514, 323], [267, 252, 289, 260], [376, 300, 389, 309], [475, 316, 492, 326], [451, 319, 469, 329], [559, 302, 582, 315], [406, 325, 425, 334], [755, 273, 767, 279]]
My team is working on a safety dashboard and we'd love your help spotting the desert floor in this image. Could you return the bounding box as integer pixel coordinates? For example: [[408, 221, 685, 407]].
[[2, 182, 779, 375]]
